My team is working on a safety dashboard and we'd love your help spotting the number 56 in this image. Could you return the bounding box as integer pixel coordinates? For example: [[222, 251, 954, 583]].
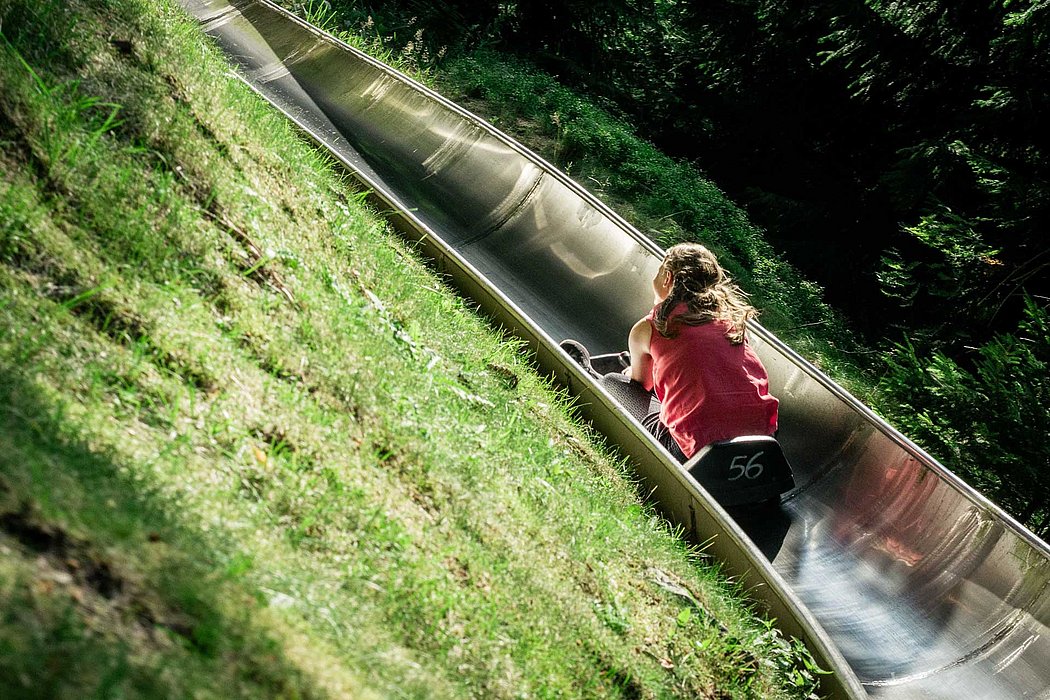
[[728, 452, 765, 481]]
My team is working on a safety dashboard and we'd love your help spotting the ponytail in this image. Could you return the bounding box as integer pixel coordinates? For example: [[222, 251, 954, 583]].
[[651, 244, 755, 344]]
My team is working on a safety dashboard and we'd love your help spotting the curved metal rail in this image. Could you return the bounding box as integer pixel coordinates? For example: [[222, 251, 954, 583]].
[[177, 1, 1050, 697]]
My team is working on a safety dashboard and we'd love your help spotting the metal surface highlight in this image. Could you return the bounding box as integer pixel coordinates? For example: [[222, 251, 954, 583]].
[[177, 1, 1050, 697]]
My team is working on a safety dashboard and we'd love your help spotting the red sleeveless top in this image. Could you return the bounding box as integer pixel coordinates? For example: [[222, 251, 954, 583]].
[[647, 305, 779, 458]]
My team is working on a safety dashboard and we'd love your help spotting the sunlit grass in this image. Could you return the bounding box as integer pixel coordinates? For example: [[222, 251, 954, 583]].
[[0, 0, 823, 697]]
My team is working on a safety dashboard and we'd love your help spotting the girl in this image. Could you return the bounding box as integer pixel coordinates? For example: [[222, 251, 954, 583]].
[[626, 243, 779, 462]]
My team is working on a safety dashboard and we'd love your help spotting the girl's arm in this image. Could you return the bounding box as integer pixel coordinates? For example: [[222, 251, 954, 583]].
[[626, 317, 654, 391]]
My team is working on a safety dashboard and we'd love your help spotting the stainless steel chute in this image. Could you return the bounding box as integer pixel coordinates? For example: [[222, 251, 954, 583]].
[[177, 1, 1050, 697]]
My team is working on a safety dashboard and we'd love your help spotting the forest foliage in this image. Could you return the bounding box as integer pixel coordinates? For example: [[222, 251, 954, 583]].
[[323, 0, 1050, 536]]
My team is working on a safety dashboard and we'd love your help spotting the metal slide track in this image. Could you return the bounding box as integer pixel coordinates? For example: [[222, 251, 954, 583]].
[[176, 1, 1050, 697]]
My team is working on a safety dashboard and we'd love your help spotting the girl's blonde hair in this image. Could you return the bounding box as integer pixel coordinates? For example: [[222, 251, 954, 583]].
[[652, 243, 756, 344]]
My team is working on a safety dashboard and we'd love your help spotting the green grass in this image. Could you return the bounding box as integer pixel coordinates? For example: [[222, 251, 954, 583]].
[[0, 0, 823, 697]]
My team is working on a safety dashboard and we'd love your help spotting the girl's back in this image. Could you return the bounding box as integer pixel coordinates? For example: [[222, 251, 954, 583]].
[[649, 313, 778, 457]]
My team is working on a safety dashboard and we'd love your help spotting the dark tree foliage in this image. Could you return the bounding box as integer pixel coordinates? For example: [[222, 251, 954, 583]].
[[656, 1, 1047, 351], [326, 0, 654, 81], [879, 296, 1050, 538], [664, 1, 893, 318], [818, 0, 1050, 346]]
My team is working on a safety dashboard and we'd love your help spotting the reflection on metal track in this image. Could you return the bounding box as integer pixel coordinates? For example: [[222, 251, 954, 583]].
[[177, 1, 1050, 697]]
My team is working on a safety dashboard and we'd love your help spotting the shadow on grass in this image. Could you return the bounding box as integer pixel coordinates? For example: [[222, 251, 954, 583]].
[[0, 362, 322, 699]]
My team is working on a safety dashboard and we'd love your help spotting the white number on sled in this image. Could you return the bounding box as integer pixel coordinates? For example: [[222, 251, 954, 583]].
[[728, 452, 765, 481]]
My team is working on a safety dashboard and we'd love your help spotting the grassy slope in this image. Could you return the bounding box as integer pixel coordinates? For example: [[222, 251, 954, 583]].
[[0, 0, 821, 697]]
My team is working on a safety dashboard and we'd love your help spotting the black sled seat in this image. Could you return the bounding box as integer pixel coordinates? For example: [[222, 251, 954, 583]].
[[685, 435, 795, 507]]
